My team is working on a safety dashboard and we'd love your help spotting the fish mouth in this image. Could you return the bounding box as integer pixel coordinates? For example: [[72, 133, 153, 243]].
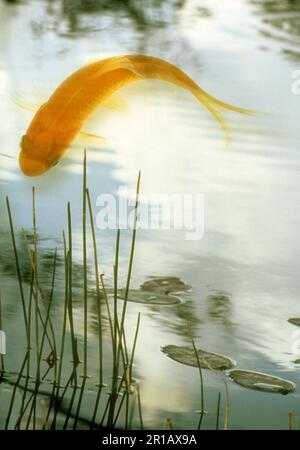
[[19, 151, 48, 177]]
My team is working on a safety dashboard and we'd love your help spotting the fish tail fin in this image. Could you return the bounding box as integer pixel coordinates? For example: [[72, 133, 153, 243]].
[[194, 87, 257, 144]]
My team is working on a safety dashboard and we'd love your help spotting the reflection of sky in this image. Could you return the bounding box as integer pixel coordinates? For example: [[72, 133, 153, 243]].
[[1, 0, 300, 428]]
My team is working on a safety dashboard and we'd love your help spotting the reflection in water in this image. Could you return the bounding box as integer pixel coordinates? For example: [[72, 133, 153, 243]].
[[0, 230, 63, 287], [62, 0, 150, 31], [27, 0, 188, 37], [0, 227, 199, 341], [250, 0, 300, 58], [147, 299, 202, 341], [207, 291, 233, 327]]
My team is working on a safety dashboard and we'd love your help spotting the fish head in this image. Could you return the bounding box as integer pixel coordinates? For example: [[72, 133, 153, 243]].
[[19, 132, 59, 176]]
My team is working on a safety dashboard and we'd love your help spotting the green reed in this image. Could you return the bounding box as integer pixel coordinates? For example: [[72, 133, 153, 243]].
[[215, 392, 221, 430], [0, 155, 225, 431], [1, 154, 144, 430], [72, 150, 89, 430], [192, 340, 205, 430], [0, 295, 5, 378]]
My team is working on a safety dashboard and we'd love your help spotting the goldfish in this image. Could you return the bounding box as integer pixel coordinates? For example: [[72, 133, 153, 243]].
[[19, 55, 252, 176]]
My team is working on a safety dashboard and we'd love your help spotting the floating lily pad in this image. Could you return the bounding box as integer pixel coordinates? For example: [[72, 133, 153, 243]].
[[288, 318, 300, 327], [141, 277, 191, 295], [162, 345, 235, 370], [228, 369, 295, 395], [117, 289, 181, 305]]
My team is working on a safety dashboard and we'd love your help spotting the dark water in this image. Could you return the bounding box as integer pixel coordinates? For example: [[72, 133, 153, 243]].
[[1, 0, 300, 429]]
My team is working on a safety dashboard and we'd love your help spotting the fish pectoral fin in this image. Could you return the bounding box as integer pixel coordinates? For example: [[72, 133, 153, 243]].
[[11, 92, 44, 112], [79, 131, 107, 146], [100, 95, 128, 112]]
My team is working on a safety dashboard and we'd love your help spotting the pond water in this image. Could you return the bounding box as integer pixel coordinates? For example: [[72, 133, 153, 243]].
[[1, 0, 300, 430]]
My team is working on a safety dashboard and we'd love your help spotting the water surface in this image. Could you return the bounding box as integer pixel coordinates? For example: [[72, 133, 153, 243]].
[[1, 0, 300, 429]]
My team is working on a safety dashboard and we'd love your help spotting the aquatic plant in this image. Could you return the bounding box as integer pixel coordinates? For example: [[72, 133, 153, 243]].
[[0, 152, 142, 429], [0, 154, 296, 430]]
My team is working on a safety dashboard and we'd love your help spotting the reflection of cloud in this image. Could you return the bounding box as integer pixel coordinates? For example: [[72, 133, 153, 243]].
[[25, 0, 186, 37]]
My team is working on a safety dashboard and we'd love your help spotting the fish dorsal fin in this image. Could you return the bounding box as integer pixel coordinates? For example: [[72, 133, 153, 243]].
[[90, 56, 142, 80]]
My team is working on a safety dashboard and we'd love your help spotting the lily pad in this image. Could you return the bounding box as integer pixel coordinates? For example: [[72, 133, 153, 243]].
[[228, 369, 295, 395], [162, 345, 235, 370], [288, 318, 300, 327], [117, 289, 181, 305], [141, 277, 191, 295]]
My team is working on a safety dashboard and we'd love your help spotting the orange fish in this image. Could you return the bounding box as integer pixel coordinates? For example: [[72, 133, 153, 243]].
[[19, 55, 252, 176]]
